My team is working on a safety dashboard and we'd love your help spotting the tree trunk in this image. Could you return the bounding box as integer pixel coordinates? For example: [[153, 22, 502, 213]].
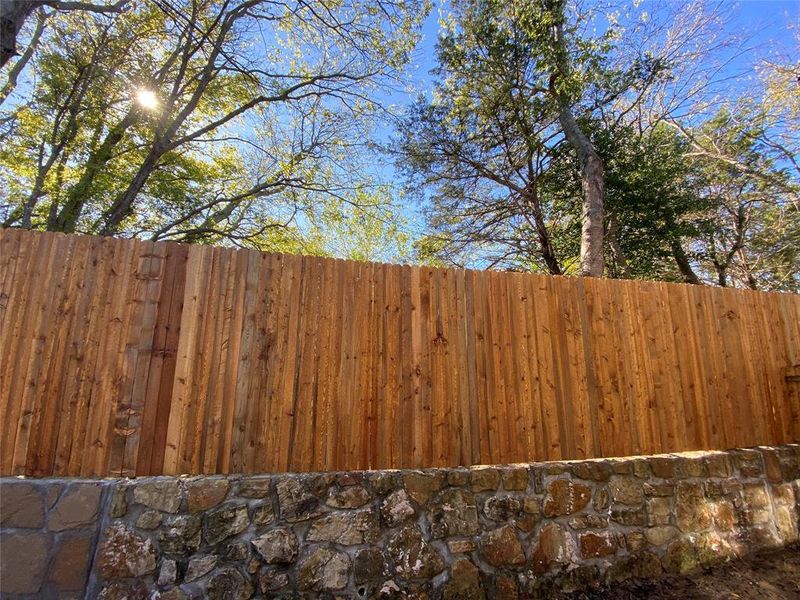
[[670, 239, 701, 284], [99, 146, 161, 234], [558, 106, 605, 276]]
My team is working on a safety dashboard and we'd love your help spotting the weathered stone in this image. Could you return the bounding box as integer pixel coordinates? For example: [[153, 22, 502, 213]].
[[705, 454, 733, 477], [387, 525, 446, 579], [480, 525, 525, 568], [403, 471, 446, 505], [97, 524, 157, 579], [337, 472, 364, 486], [48, 534, 92, 591], [448, 539, 477, 553], [593, 487, 610, 511], [186, 554, 218, 582], [610, 507, 648, 526], [307, 509, 380, 545], [297, 547, 351, 591], [571, 461, 611, 482], [206, 568, 254, 600], [609, 476, 644, 506], [237, 476, 272, 498], [531, 523, 574, 573], [251, 528, 298, 564], [276, 478, 321, 522], [224, 541, 250, 561], [187, 478, 229, 512], [0, 483, 44, 528], [567, 514, 608, 530], [98, 581, 149, 600], [523, 496, 541, 515], [158, 559, 178, 586], [259, 569, 289, 592], [368, 471, 400, 495], [495, 574, 518, 600], [579, 532, 617, 558], [381, 488, 416, 527], [625, 531, 647, 552], [354, 547, 388, 583], [442, 559, 485, 600], [430, 489, 479, 538], [676, 481, 712, 532], [135, 509, 162, 530], [49, 483, 103, 531], [160, 588, 189, 600], [448, 470, 470, 486], [470, 468, 500, 492], [0, 531, 49, 594], [159, 514, 201, 554], [649, 456, 677, 479], [306, 473, 336, 497], [646, 496, 672, 526], [326, 485, 371, 508], [732, 449, 764, 477], [772, 483, 795, 506], [502, 467, 529, 490], [483, 495, 522, 521], [677, 457, 706, 478], [632, 459, 652, 478], [643, 481, 674, 497], [515, 514, 539, 533], [542, 479, 591, 517], [776, 505, 799, 542], [662, 538, 699, 574], [205, 502, 249, 544], [133, 480, 182, 513], [713, 500, 737, 530], [645, 525, 678, 546], [762, 449, 783, 483], [109, 484, 128, 518]]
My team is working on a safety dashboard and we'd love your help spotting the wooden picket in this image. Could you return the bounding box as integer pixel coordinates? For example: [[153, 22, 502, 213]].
[[0, 228, 798, 476]]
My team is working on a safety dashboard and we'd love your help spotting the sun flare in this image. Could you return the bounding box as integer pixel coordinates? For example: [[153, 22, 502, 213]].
[[136, 89, 159, 110]]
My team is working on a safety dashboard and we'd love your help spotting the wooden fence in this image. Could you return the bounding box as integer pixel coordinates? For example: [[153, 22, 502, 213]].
[[1, 228, 798, 477]]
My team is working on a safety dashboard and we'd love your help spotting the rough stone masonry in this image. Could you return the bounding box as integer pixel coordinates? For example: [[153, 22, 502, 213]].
[[0, 444, 798, 599]]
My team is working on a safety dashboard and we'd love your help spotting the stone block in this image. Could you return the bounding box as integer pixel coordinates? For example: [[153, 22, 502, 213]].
[[480, 524, 526, 568], [0, 482, 45, 528], [133, 480, 181, 513], [0, 531, 50, 594], [186, 478, 229, 512], [48, 483, 102, 531], [502, 467, 530, 490], [470, 468, 500, 492], [543, 479, 591, 517], [579, 532, 618, 558]]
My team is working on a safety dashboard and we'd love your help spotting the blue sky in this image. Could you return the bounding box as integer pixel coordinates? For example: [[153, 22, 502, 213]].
[[381, 0, 799, 242]]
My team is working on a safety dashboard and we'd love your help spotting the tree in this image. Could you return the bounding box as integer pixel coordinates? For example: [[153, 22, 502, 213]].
[[0, 0, 427, 249]]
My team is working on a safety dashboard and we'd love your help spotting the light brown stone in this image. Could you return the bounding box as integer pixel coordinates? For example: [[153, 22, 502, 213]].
[[502, 467, 529, 490], [307, 510, 380, 545], [186, 479, 229, 512], [0, 531, 50, 594], [133, 480, 181, 513], [48, 483, 103, 531], [571, 461, 612, 482], [713, 501, 737, 531], [531, 523, 574, 573], [675, 481, 712, 533], [609, 476, 644, 506], [403, 471, 446, 505], [48, 535, 92, 591], [448, 539, 477, 553], [297, 548, 351, 591], [0, 483, 45, 528], [470, 468, 500, 492], [326, 485, 371, 508], [645, 525, 678, 546], [442, 559, 485, 600], [387, 525, 446, 579], [646, 496, 672, 526]]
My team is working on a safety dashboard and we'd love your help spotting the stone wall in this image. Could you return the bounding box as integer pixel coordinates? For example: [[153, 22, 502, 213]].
[[1, 445, 798, 599]]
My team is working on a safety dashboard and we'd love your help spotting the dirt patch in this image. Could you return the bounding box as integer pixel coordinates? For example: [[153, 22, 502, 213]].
[[565, 545, 800, 600]]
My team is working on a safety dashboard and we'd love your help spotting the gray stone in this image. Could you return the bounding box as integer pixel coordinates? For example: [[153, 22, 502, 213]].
[[97, 524, 157, 578], [159, 514, 201, 554], [135, 509, 163, 529], [48, 483, 103, 531], [158, 559, 178, 586], [186, 554, 218, 582], [430, 488, 480, 538], [187, 478, 229, 512], [109, 484, 128, 518], [483, 495, 522, 521], [237, 476, 272, 499], [0, 483, 44, 528], [297, 547, 351, 591], [251, 501, 275, 526], [326, 485, 371, 508], [276, 479, 321, 522], [0, 531, 49, 594], [206, 568, 254, 600], [251, 528, 299, 564], [259, 569, 289, 592], [387, 525, 446, 579], [205, 502, 249, 544], [307, 509, 380, 545], [133, 480, 182, 513], [480, 525, 525, 568], [381, 488, 416, 527]]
